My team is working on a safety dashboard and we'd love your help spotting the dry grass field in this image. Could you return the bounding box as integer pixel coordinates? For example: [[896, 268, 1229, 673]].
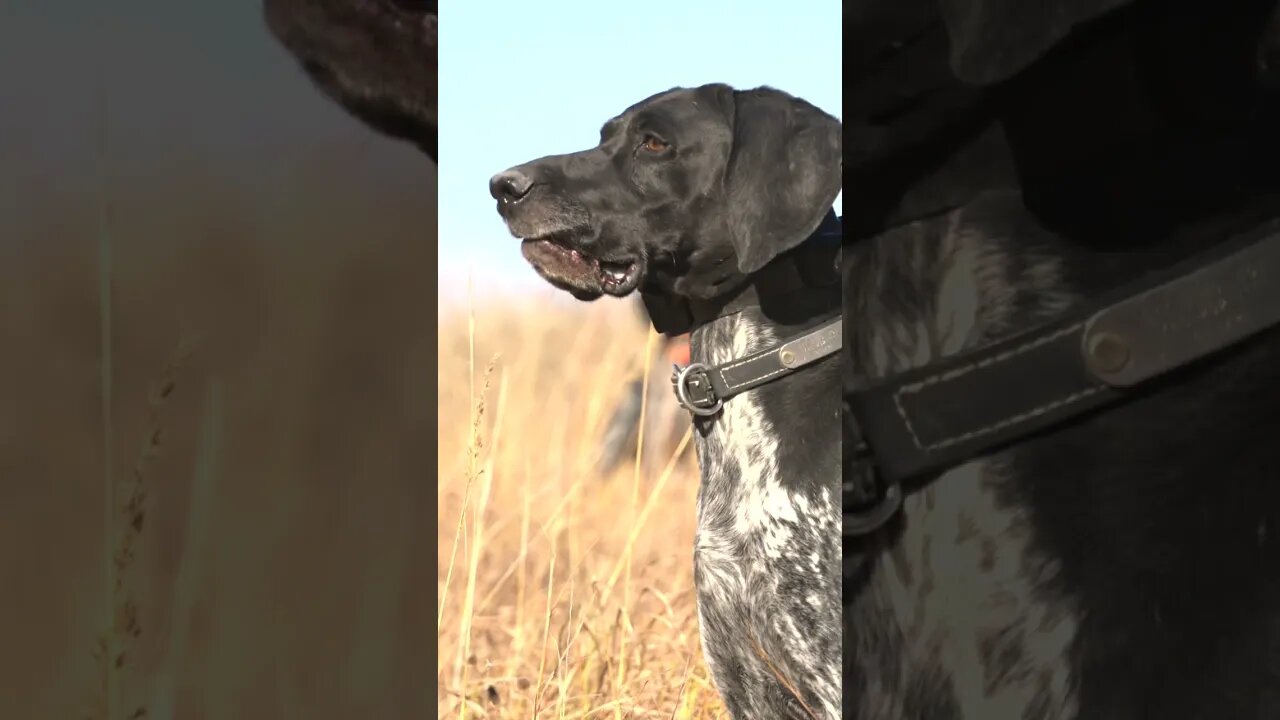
[[436, 296, 724, 719]]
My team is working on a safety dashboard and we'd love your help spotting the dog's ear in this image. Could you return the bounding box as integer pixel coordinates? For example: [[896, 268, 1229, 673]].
[[721, 88, 842, 274]]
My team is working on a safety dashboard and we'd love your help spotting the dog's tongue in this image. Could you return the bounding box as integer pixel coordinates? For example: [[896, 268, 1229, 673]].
[[563, 246, 597, 273]]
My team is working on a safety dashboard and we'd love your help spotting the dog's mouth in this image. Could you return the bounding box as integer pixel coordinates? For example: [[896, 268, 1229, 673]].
[[520, 232, 643, 299]]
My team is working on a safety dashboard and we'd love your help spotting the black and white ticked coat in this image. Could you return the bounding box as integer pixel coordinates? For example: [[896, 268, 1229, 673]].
[[688, 304, 843, 720]]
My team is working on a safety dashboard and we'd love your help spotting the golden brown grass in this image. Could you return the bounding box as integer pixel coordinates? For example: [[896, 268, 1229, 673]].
[[437, 295, 726, 719]]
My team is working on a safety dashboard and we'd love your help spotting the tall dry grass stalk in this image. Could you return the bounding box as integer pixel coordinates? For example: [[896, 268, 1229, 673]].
[[85, 335, 198, 720], [437, 297, 723, 719], [616, 328, 657, 720], [94, 66, 119, 720]]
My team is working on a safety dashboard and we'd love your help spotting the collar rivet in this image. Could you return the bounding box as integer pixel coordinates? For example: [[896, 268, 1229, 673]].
[[1087, 332, 1131, 375]]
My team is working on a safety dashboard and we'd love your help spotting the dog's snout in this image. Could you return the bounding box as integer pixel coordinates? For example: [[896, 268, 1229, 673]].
[[489, 169, 534, 203]]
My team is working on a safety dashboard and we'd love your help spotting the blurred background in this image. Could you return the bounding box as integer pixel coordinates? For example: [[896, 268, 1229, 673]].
[[437, 2, 841, 717], [1, 3, 435, 718]]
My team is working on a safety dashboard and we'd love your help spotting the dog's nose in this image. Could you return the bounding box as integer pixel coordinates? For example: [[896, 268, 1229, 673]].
[[489, 170, 534, 203]]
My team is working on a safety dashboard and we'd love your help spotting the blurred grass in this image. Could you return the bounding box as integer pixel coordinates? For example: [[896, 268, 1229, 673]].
[[436, 297, 723, 719], [0, 143, 436, 718]]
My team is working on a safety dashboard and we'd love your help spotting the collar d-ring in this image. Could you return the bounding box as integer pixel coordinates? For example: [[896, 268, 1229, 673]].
[[843, 480, 903, 536], [672, 362, 724, 416]]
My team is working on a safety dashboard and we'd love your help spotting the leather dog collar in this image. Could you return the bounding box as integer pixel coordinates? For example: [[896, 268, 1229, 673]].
[[671, 316, 841, 416], [845, 213, 1280, 537]]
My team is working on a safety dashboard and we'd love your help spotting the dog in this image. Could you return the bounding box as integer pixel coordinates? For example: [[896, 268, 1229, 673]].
[[490, 84, 844, 719], [841, 2, 1280, 717], [842, 196, 1280, 720]]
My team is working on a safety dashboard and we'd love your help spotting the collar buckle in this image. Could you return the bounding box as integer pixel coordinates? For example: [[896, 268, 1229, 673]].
[[671, 363, 723, 416]]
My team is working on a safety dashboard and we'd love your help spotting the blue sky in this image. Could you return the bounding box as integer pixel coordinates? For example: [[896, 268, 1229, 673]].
[[439, 1, 842, 297]]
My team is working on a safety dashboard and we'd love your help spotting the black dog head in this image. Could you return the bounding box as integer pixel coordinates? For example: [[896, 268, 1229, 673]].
[[490, 84, 842, 302]]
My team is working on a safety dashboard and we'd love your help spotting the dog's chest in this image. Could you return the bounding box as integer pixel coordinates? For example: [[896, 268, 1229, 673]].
[[688, 312, 842, 719], [844, 199, 1083, 718], [847, 464, 1080, 720]]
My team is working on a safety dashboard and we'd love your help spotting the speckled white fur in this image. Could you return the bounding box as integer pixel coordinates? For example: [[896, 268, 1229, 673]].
[[691, 312, 842, 720]]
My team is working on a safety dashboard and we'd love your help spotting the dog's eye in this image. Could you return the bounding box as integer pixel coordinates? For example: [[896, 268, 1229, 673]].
[[640, 136, 670, 153]]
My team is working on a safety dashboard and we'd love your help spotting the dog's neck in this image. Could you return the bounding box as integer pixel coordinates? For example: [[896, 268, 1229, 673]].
[[642, 212, 842, 337]]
